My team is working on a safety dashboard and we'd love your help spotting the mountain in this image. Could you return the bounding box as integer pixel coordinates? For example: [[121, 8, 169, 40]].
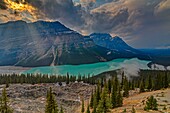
[[90, 33, 170, 67], [140, 49, 170, 67], [0, 21, 170, 67], [90, 33, 149, 59], [0, 21, 116, 67]]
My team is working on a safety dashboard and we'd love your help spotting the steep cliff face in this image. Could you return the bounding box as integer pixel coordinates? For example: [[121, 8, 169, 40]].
[[0, 21, 115, 67]]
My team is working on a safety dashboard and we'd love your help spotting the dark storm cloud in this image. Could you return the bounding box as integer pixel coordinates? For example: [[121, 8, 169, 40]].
[[25, 0, 170, 48], [26, 0, 86, 29], [90, 8, 129, 33], [88, 0, 170, 48]]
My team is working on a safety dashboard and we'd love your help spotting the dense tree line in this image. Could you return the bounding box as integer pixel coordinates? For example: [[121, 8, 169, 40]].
[[83, 70, 170, 113], [0, 73, 95, 85], [82, 75, 123, 113], [137, 70, 170, 92], [0, 70, 169, 113]]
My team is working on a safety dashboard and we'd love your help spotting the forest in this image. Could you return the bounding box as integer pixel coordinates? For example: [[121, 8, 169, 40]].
[[0, 70, 169, 113]]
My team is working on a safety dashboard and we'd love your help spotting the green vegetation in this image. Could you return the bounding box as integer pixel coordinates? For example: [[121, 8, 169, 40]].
[[45, 87, 58, 113], [0, 70, 169, 113], [0, 87, 13, 113], [144, 95, 158, 111], [81, 98, 85, 113], [131, 106, 136, 113], [86, 104, 90, 113], [59, 106, 64, 113], [89, 75, 123, 113]]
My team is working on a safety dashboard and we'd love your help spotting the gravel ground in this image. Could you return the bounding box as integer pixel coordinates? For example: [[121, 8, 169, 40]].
[[0, 83, 94, 113]]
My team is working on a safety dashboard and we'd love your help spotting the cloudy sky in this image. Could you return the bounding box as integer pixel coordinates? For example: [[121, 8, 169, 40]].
[[3, 0, 170, 48]]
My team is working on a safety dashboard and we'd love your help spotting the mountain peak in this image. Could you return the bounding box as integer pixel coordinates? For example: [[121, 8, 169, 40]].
[[0, 20, 27, 26], [90, 33, 112, 37]]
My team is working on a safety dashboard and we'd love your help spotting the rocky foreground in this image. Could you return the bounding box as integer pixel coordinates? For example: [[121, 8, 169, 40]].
[[0, 83, 94, 113]]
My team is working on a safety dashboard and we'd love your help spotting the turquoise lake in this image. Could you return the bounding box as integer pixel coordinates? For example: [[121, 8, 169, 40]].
[[23, 58, 150, 76]]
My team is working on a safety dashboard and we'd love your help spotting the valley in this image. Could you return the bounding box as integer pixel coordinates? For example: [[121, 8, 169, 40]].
[[0, 1, 170, 113]]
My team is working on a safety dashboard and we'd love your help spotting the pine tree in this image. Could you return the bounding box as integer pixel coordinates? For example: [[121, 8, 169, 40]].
[[81, 98, 85, 113], [147, 75, 152, 90], [131, 79, 135, 90], [139, 79, 145, 93], [97, 87, 111, 113], [92, 106, 96, 113], [59, 106, 64, 113], [164, 72, 169, 88], [114, 75, 119, 91], [86, 104, 90, 113], [92, 89, 97, 113], [123, 108, 126, 113], [5, 80, 9, 88], [144, 95, 158, 111], [121, 72, 124, 90], [45, 87, 58, 113], [107, 79, 112, 94], [111, 82, 117, 108], [66, 73, 70, 85], [131, 106, 136, 113], [123, 76, 129, 97], [0, 87, 13, 113], [153, 97, 158, 110], [116, 87, 123, 107], [96, 84, 101, 105], [90, 90, 94, 108]]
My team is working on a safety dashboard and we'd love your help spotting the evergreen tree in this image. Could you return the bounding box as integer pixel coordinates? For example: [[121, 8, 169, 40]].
[[81, 98, 85, 113], [96, 84, 101, 105], [107, 79, 112, 94], [92, 106, 96, 113], [153, 74, 160, 90], [164, 72, 169, 88], [114, 75, 119, 91], [147, 75, 152, 90], [123, 76, 129, 97], [123, 108, 126, 113], [0, 87, 13, 113], [139, 79, 145, 93], [131, 106, 136, 113], [111, 82, 117, 108], [66, 73, 70, 85], [97, 87, 111, 113], [116, 87, 123, 107], [86, 104, 90, 113], [92, 90, 97, 113], [121, 72, 124, 90], [60, 106, 64, 113], [5, 80, 9, 88], [131, 79, 135, 90], [144, 95, 158, 111], [45, 87, 58, 113], [90, 90, 94, 108]]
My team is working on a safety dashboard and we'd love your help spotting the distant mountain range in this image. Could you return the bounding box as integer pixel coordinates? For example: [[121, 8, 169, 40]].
[[90, 33, 170, 67], [0, 20, 170, 67]]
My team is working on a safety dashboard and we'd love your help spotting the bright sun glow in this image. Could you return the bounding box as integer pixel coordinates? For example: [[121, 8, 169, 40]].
[[4, 0, 36, 12]]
